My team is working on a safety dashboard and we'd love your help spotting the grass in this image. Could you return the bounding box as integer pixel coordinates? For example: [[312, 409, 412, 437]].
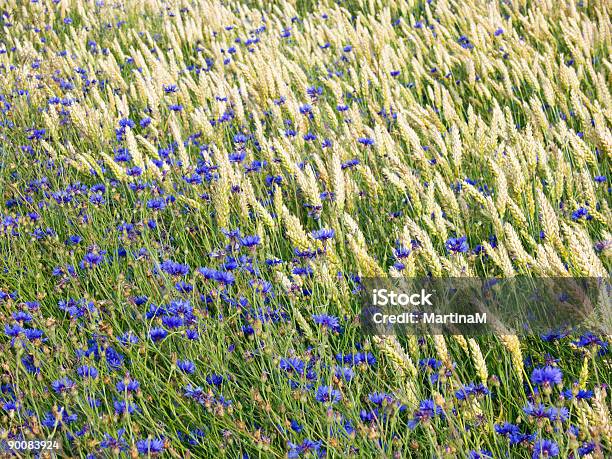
[[0, 0, 610, 458]]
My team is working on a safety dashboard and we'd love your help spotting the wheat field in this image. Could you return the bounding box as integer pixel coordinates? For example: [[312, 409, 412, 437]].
[[0, 0, 610, 457]]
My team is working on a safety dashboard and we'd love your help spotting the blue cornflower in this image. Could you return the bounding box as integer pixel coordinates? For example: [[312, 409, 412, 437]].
[[4, 324, 22, 338], [136, 438, 165, 455], [3, 401, 19, 412], [341, 158, 360, 169], [22, 355, 40, 374], [177, 360, 196, 374], [12, 311, 32, 322], [280, 357, 305, 375], [532, 439, 559, 458], [357, 137, 374, 146], [455, 383, 489, 400], [25, 301, 40, 311], [540, 329, 568, 341], [160, 259, 190, 276], [114, 148, 132, 162], [89, 193, 106, 205], [240, 235, 261, 248], [213, 270, 235, 285], [312, 228, 335, 241], [494, 422, 520, 437], [198, 267, 217, 280], [457, 35, 474, 49], [51, 377, 76, 394], [575, 389, 594, 400], [118, 118, 135, 128], [41, 407, 77, 428], [66, 234, 82, 245], [233, 133, 248, 143], [360, 409, 377, 422], [571, 207, 591, 221], [126, 166, 143, 177], [574, 333, 607, 348], [250, 279, 272, 294], [147, 198, 166, 210], [320, 191, 335, 201], [513, 431, 538, 445], [150, 327, 168, 342], [105, 347, 124, 369], [24, 329, 44, 341], [100, 430, 127, 451], [293, 266, 314, 277], [343, 351, 376, 367], [80, 251, 104, 268], [77, 365, 99, 379], [306, 86, 323, 98], [228, 150, 246, 162], [312, 314, 341, 332], [394, 246, 411, 259], [206, 374, 224, 386], [578, 442, 595, 456], [523, 402, 549, 420], [185, 329, 199, 341], [162, 315, 183, 329], [290, 419, 303, 432], [334, 366, 354, 382], [288, 439, 325, 458], [469, 450, 493, 459], [27, 128, 47, 140], [471, 383, 489, 397], [419, 358, 443, 370], [561, 387, 594, 401], [408, 399, 444, 429], [314, 385, 341, 404], [114, 399, 138, 415], [179, 428, 206, 446], [116, 378, 140, 392], [531, 366, 562, 387], [175, 281, 193, 294], [368, 392, 395, 406], [547, 406, 569, 422], [265, 175, 283, 186], [117, 332, 139, 345], [446, 236, 469, 253]]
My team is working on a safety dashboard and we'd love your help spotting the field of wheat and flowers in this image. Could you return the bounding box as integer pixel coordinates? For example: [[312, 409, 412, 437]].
[[0, 0, 610, 457]]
